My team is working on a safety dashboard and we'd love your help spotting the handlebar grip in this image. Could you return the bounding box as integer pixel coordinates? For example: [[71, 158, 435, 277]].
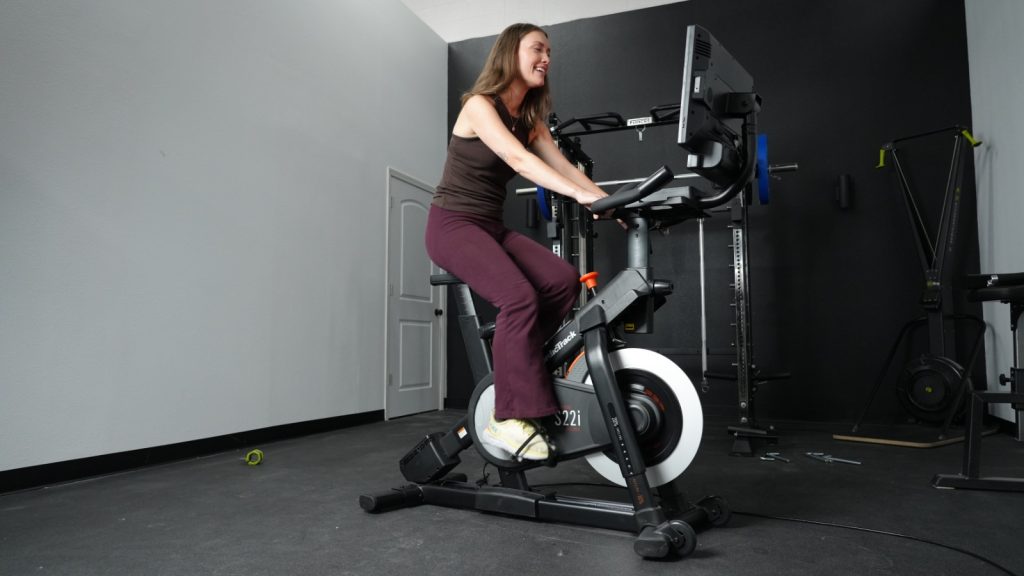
[[590, 165, 675, 213], [636, 165, 675, 196]]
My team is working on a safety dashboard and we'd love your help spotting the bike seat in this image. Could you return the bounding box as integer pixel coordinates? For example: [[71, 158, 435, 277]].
[[968, 285, 1024, 304], [966, 272, 1024, 304], [965, 272, 1024, 289], [430, 273, 463, 286]]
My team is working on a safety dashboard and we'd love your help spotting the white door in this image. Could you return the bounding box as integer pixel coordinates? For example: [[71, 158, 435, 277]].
[[385, 168, 444, 418]]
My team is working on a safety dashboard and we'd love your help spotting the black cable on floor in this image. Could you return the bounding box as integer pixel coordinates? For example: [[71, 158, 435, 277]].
[[528, 481, 1017, 576], [733, 510, 1018, 576]]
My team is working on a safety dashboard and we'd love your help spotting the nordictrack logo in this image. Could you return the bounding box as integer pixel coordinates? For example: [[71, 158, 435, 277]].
[[546, 330, 578, 360]]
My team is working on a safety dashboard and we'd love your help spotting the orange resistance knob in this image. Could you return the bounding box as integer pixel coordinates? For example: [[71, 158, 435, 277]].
[[580, 271, 599, 290]]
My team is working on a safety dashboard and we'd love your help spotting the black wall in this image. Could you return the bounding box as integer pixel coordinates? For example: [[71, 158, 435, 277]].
[[442, 0, 981, 425]]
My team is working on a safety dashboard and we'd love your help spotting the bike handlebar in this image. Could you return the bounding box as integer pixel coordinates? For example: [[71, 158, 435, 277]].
[[590, 165, 675, 213], [583, 95, 760, 217]]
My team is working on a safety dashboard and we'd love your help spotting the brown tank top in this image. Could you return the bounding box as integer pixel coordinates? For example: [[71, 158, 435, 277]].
[[432, 96, 530, 220]]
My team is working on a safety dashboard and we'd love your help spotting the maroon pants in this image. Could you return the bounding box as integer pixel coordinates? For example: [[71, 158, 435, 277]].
[[425, 205, 579, 419]]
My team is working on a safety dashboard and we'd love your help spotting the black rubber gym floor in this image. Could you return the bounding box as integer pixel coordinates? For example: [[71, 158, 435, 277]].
[[1, 410, 1022, 575]]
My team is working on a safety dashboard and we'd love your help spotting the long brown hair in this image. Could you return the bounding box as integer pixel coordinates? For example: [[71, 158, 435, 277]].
[[461, 23, 551, 131]]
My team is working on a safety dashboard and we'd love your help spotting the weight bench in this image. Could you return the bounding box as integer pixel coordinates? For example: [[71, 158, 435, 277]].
[[933, 272, 1024, 491]]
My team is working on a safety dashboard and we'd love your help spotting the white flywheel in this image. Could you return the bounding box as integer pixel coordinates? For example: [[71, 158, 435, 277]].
[[583, 348, 703, 488]]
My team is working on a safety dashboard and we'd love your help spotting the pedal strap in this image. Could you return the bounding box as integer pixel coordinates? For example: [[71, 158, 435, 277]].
[[513, 428, 543, 459], [512, 421, 556, 461]]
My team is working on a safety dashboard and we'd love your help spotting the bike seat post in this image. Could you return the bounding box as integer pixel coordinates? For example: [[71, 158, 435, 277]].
[[431, 273, 494, 385]]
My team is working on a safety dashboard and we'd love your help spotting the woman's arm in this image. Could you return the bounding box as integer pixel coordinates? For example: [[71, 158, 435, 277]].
[[528, 125, 606, 198], [458, 95, 607, 207]]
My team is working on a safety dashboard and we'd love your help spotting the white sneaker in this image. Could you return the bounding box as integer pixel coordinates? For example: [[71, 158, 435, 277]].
[[482, 413, 550, 460]]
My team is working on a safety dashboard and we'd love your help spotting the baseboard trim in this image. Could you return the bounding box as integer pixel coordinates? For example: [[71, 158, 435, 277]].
[[0, 410, 384, 494]]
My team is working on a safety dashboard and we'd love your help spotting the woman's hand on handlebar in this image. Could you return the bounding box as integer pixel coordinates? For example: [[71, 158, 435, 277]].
[[575, 188, 626, 228], [574, 187, 608, 209]]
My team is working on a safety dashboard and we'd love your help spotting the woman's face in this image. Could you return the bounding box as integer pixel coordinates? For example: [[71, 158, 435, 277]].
[[517, 30, 550, 89]]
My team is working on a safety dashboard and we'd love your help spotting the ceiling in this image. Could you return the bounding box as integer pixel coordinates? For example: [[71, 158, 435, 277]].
[[401, 0, 684, 43]]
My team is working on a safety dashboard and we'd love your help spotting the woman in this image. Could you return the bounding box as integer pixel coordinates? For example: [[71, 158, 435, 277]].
[[425, 23, 609, 460]]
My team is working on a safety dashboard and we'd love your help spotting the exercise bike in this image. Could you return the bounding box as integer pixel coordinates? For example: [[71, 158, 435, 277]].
[[361, 169, 709, 558], [361, 26, 761, 557], [361, 96, 761, 560]]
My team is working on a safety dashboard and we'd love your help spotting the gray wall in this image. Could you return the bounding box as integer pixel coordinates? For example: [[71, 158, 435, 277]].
[[966, 0, 1024, 421], [0, 0, 447, 472]]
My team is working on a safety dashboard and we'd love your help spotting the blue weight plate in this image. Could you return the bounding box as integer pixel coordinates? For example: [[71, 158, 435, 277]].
[[537, 186, 552, 221], [757, 133, 770, 205]]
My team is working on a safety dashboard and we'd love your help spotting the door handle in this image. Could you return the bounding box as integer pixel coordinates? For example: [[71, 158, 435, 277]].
[[434, 309, 443, 316]]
